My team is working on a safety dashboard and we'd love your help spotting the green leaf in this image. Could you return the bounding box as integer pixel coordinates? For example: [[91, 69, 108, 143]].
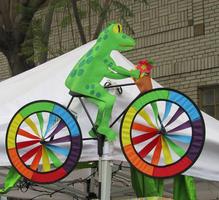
[[60, 15, 71, 28], [121, 16, 135, 35], [112, 0, 133, 17], [54, 0, 69, 9], [78, 8, 87, 18], [134, 0, 148, 5], [90, 0, 102, 13]]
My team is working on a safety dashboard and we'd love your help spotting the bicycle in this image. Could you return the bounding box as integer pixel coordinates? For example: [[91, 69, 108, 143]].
[[5, 81, 205, 184]]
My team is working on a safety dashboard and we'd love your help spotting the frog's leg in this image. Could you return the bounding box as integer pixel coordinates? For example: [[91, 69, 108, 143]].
[[86, 86, 117, 141], [87, 98, 105, 137], [88, 99, 105, 126]]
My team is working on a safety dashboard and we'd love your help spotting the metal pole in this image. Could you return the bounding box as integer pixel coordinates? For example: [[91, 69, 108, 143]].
[[97, 134, 105, 199], [89, 168, 96, 195], [101, 160, 112, 200], [98, 155, 102, 199]]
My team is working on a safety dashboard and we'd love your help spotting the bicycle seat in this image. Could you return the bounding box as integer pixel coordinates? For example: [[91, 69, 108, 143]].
[[69, 91, 87, 97]]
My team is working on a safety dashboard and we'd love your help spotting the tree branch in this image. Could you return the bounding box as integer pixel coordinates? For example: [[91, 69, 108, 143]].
[[0, 26, 11, 50], [14, 0, 47, 44], [92, 0, 112, 39], [0, 0, 12, 30], [72, 0, 87, 44], [38, 0, 56, 64]]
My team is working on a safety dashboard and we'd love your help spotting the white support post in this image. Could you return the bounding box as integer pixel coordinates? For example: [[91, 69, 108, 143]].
[[101, 160, 112, 200], [98, 156, 102, 199], [89, 168, 96, 194]]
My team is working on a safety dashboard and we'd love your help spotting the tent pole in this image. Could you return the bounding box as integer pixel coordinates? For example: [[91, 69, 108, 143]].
[[97, 133, 112, 200], [88, 168, 96, 197], [97, 134, 105, 199], [98, 155, 102, 199], [101, 160, 112, 200]]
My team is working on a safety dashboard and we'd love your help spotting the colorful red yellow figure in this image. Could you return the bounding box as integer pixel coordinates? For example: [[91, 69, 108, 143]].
[[135, 58, 156, 92], [136, 58, 156, 76]]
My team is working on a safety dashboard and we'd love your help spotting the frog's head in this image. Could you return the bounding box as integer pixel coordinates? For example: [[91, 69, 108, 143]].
[[97, 23, 135, 52]]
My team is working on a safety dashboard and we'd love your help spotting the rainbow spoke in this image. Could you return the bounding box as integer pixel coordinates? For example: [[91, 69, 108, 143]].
[[138, 108, 157, 128], [132, 131, 158, 145], [139, 136, 160, 158], [162, 101, 172, 122], [164, 136, 185, 157], [30, 146, 42, 170], [166, 134, 191, 144], [43, 113, 58, 138], [165, 107, 184, 127], [42, 146, 50, 172], [24, 117, 40, 138], [17, 139, 40, 149], [47, 135, 71, 144], [46, 148, 62, 168], [17, 128, 40, 140], [168, 120, 191, 133], [21, 145, 41, 162], [45, 144, 69, 157], [151, 136, 162, 165], [36, 112, 44, 134], [151, 102, 159, 126], [161, 136, 173, 164], [45, 120, 66, 139], [132, 122, 158, 132]]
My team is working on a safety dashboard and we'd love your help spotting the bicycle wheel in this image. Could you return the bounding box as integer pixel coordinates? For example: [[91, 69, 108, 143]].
[[6, 100, 82, 184], [120, 88, 205, 178]]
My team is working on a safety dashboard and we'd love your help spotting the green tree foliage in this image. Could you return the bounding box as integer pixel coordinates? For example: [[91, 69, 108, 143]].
[[72, 0, 148, 43], [0, 0, 47, 75], [0, 0, 148, 75]]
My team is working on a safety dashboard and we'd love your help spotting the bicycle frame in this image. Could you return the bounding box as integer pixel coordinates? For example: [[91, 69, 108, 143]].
[[66, 82, 137, 139]]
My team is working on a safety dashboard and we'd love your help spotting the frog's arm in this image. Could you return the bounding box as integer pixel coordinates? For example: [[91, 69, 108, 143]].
[[110, 65, 131, 77], [105, 66, 128, 79], [107, 65, 140, 79]]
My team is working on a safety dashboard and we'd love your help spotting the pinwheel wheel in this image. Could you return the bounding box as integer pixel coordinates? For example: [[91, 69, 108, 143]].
[[6, 101, 82, 184], [120, 88, 205, 178]]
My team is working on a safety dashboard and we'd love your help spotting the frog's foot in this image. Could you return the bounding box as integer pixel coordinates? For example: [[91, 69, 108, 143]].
[[88, 128, 97, 138], [97, 126, 117, 141], [0, 186, 6, 194]]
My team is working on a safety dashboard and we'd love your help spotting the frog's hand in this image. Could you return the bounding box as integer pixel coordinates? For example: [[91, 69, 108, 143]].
[[0, 167, 21, 194], [130, 69, 140, 79]]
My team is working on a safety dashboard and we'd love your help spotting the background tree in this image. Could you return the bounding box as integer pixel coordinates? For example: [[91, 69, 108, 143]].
[[72, 0, 148, 44], [0, 0, 47, 75], [31, 0, 57, 65], [0, 0, 148, 76]]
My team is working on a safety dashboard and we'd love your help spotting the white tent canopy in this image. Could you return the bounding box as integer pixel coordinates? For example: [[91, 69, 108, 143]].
[[0, 41, 219, 181]]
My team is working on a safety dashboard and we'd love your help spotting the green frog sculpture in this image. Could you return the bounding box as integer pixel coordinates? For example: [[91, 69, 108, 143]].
[[65, 23, 140, 141]]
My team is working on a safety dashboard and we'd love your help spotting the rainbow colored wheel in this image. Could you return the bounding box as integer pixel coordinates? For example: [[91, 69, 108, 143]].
[[6, 100, 82, 184], [120, 88, 205, 178]]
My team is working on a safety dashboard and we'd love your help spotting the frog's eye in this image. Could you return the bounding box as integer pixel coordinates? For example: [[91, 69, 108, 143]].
[[113, 24, 122, 33]]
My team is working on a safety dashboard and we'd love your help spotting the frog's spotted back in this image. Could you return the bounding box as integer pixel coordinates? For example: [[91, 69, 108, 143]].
[[65, 22, 136, 94]]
